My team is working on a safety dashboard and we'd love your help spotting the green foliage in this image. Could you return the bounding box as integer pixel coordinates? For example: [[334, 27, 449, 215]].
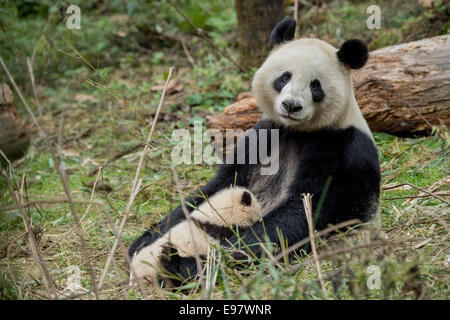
[[298, 0, 448, 49]]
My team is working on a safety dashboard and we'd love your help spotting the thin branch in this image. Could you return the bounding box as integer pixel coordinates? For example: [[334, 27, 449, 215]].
[[99, 66, 174, 289], [382, 182, 449, 205], [88, 143, 144, 177], [96, 201, 148, 298], [302, 193, 327, 297], [0, 55, 99, 299], [57, 109, 65, 149], [382, 193, 449, 201], [274, 218, 362, 262], [1, 168, 58, 299], [80, 167, 103, 223], [180, 39, 196, 68], [289, 239, 410, 274], [30, 0, 61, 68]]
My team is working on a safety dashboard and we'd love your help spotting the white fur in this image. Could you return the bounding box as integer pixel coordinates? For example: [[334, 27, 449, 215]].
[[130, 187, 261, 285], [252, 38, 372, 138]]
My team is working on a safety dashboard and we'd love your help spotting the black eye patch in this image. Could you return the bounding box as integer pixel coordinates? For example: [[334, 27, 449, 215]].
[[273, 71, 291, 92], [310, 79, 325, 102]]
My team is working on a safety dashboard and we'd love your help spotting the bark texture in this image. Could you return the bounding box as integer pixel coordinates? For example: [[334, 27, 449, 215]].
[[235, 0, 284, 69], [0, 83, 29, 162]]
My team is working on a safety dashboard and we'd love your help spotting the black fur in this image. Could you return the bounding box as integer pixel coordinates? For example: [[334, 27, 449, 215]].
[[159, 244, 201, 287], [269, 17, 296, 47], [129, 119, 381, 279], [192, 218, 247, 243], [310, 79, 325, 103], [273, 71, 291, 92], [337, 39, 369, 69], [240, 190, 252, 206]]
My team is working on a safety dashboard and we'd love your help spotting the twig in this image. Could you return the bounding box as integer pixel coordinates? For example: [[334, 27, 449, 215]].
[[80, 167, 102, 223], [1, 168, 58, 299], [0, 55, 100, 299], [233, 213, 361, 299], [57, 109, 65, 149], [88, 143, 144, 177], [382, 193, 449, 201], [0, 198, 103, 212], [382, 182, 449, 205], [180, 39, 196, 68], [99, 66, 174, 289], [30, 0, 61, 68], [30, 57, 100, 298], [289, 239, 410, 274], [166, 0, 248, 73], [274, 218, 362, 262], [96, 201, 148, 298], [302, 193, 327, 297]]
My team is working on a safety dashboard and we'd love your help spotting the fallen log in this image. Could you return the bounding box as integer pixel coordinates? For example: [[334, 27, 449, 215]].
[[207, 35, 450, 138], [0, 83, 29, 162]]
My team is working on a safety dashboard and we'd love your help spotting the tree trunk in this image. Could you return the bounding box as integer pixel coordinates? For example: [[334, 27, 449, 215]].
[[0, 83, 29, 162], [235, 0, 284, 70], [207, 35, 450, 138]]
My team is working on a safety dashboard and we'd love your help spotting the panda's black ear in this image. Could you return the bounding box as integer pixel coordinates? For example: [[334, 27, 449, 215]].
[[337, 39, 369, 69], [269, 17, 296, 47], [240, 191, 252, 206]]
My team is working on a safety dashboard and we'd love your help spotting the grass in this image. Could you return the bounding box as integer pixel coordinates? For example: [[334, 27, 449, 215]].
[[0, 0, 449, 299]]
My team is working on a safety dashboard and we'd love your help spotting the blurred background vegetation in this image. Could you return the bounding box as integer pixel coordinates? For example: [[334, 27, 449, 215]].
[[0, 0, 448, 300]]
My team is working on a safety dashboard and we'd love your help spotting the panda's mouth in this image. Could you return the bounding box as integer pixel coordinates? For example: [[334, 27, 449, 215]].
[[279, 114, 301, 121]]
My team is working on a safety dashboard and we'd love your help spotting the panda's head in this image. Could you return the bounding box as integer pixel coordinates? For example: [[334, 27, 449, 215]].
[[252, 18, 369, 132]]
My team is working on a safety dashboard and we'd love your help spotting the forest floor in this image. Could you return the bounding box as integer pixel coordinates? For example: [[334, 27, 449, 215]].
[[0, 0, 448, 299]]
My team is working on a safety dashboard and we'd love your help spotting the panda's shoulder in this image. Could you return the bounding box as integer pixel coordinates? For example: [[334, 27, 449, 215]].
[[337, 126, 379, 166], [300, 126, 377, 163]]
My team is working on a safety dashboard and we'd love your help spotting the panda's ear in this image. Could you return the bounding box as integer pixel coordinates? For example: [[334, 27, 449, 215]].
[[269, 17, 296, 47], [337, 39, 369, 69]]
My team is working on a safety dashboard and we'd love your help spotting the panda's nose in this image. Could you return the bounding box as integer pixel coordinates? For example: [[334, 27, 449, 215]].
[[282, 100, 303, 113]]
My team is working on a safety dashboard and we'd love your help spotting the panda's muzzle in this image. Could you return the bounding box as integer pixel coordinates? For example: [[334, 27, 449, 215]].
[[282, 100, 303, 114]]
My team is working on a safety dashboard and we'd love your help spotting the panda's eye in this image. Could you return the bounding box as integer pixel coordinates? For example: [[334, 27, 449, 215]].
[[310, 79, 325, 102], [310, 79, 321, 90], [273, 71, 291, 92], [281, 72, 291, 83]]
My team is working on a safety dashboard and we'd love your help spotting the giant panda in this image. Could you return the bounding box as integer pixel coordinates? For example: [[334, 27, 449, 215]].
[[130, 187, 261, 286], [129, 17, 381, 282]]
